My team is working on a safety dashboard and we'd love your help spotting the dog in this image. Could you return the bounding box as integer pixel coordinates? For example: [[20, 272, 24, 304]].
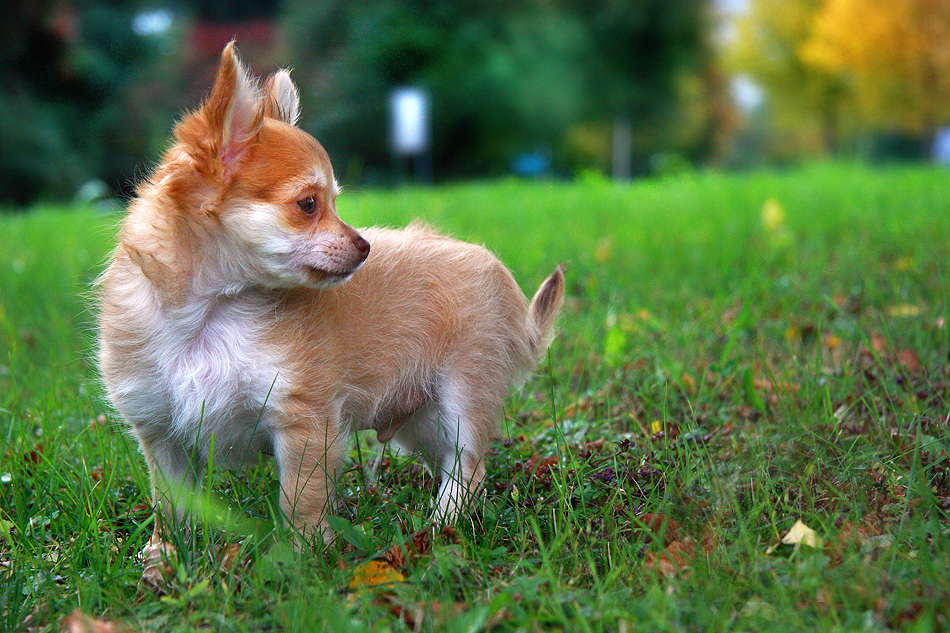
[[96, 43, 565, 545]]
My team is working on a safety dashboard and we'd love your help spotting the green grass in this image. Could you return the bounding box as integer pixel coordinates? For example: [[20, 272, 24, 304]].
[[1, 162, 949, 631]]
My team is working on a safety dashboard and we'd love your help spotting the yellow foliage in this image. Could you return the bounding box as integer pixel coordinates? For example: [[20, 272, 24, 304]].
[[800, 0, 950, 132], [729, 0, 950, 148], [727, 0, 840, 133]]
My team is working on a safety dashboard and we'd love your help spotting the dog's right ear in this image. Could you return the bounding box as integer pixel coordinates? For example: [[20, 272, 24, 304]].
[[177, 42, 264, 182], [263, 70, 301, 126]]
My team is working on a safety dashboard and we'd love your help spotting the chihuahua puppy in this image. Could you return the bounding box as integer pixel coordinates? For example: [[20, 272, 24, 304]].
[[97, 43, 564, 543]]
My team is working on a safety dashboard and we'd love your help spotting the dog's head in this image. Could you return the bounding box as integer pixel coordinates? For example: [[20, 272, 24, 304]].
[[168, 43, 369, 290]]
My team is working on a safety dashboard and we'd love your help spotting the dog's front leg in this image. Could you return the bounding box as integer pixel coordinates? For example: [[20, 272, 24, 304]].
[[135, 434, 199, 586], [273, 414, 346, 543], [139, 437, 201, 523]]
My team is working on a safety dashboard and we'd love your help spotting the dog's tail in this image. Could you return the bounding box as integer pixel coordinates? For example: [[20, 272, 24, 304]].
[[527, 264, 566, 358]]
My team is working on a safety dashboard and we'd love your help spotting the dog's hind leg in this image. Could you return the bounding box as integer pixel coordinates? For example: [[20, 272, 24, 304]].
[[392, 375, 494, 522], [432, 375, 494, 521]]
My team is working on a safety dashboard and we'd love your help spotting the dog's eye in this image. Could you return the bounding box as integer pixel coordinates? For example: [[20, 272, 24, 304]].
[[297, 196, 317, 215]]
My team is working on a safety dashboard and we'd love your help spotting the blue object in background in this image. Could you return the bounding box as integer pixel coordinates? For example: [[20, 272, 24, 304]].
[[932, 127, 950, 165], [512, 151, 551, 177]]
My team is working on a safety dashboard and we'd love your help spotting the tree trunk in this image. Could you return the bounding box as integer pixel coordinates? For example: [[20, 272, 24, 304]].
[[612, 116, 632, 180]]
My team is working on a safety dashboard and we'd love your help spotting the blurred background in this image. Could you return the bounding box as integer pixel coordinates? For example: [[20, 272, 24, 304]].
[[2, 0, 949, 207]]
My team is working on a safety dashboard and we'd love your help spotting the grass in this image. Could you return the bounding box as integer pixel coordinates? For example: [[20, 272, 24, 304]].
[[1, 162, 949, 631]]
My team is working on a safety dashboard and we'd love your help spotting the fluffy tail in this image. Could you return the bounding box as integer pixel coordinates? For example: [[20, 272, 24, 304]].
[[527, 264, 566, 357]]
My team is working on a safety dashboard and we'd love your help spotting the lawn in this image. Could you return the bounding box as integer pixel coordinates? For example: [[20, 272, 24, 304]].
[[1, 163, 948, 632]]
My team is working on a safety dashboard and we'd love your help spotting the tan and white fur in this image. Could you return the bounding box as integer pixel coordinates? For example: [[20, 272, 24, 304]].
[[96, 43, 565, 543]]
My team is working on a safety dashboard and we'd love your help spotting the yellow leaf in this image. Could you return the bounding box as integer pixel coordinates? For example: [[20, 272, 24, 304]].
[[783, 325, 799, 343], [893, 256, 913, 271], [780, 520, 823, 549], [887, 304, 922, 318], [761, 198, 785, 232], [348, 560, 405, 590]]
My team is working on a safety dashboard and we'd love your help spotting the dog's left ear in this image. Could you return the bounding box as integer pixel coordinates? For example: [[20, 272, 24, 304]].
[[177, 42, 264, 182], [263, 70, 301, 126], [208, 42, 264, 178]]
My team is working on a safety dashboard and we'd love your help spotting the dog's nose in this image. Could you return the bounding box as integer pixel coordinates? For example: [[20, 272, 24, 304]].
[[354, 235, 371, 259]]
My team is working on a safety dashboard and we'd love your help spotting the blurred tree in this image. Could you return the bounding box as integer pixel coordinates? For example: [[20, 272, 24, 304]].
[[568, 0, 712, 175], [727, 0, 846, 155], [800, 0, 950, 153], [281, 1, 591, 181], [0, 0, 180, 205], [280, 0, 712, 181]]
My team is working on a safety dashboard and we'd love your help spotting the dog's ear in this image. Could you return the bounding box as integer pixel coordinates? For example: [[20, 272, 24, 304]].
[[263, 70, 300, 126], [178, 41, 264, 182], [207, 42, 264, 177]]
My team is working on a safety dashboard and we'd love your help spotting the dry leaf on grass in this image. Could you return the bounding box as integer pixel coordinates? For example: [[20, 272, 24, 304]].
[[217, 542, 244, 572], [636, 513, 681, 543], [897, 349, 921, 373], [138, 539, 177, 593], [61, 609, 134, 633], [887, 304, 922, 318], [378, 528, 431, 570], [636, 514, 696, 577], [766, 519, 822, 554], [378, 596, 510, 631], [643, 539, 694, 577]]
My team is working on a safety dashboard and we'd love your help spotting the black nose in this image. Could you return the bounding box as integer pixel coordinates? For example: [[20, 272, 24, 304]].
[[354, 235, 371, 258]]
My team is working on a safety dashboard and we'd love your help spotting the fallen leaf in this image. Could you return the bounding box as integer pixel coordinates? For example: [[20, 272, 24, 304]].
[[217, 542, 243, 572], [782, 520, 822, 547], [767, 519, 823, 554], [870, 333, 887, 353], [61, 609, 134, 633], [636, 513, 682, 544], [378, 529, 431, 571], [23, 443, 43, 469], [680, 372, 696, 394], [349, 559, 405, 590], [583, 438, 606, 451], [644, 540, 694, 577], [648, 421, 680, 441], [524, 455, 558, 478], [761, 198, 785, 231], [887, 304, 922, 318], [375, 594, 422, 629], [893, 256, 914, 271], [138, 538, 176, 593], [753, 378, 800, 395], [897, 349, 921, 373], [739, 597, 777, 620]]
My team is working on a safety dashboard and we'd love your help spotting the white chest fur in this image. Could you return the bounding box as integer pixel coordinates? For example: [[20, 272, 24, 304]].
[[108, 280, 286, 467]]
